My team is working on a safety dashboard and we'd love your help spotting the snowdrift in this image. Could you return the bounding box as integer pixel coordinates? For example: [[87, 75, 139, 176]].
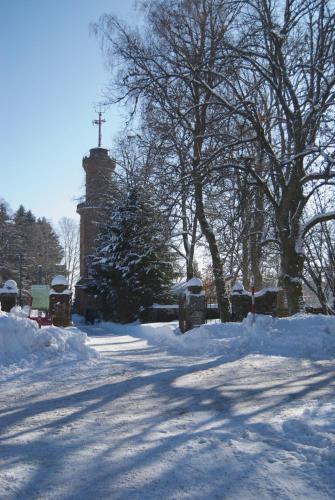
[[0, 310, 98, 368], [103, 314, 335, 360]]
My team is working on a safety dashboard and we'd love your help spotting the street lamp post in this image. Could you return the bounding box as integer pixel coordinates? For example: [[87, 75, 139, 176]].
[[38, 265, 43, 284]]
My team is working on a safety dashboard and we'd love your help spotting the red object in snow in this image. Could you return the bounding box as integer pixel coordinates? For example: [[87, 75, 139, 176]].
[[28, 315, 53, 328]]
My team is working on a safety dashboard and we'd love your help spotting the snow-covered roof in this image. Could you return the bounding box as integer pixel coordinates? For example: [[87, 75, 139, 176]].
[[232, 286, 280, 297], [171, 281, 187, 295], [232, 281, 244, 292], [51, 275, 69, 287], [254, 287, 279, 297]]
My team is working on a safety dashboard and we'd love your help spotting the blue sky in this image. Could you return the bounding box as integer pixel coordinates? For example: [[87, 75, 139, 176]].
[[0, 0, 138, 224]]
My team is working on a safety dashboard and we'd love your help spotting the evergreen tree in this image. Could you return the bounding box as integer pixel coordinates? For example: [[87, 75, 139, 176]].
[[13, 205, 37, 286], [0, 200, 64, 293], [0, 200, 15, 282], [91, 188, 175, 322]]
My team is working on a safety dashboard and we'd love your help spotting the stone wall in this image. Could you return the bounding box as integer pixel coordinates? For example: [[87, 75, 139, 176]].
[[140, 306, 179, 323], [231, 288, 279, 321]]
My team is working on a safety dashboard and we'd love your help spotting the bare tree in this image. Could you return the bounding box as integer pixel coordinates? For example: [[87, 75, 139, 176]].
[[0, 199, 15, 283], [143, 103, 201, 280], [303, 189, 335, 312], [58, 217, 80, 289], [192, 0, 335, 313], [94, 0, 237, 320], [94, 0, 335, 316]]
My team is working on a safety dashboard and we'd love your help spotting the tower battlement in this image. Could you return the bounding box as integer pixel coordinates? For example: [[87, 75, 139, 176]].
[[83, 147, 111, 161]]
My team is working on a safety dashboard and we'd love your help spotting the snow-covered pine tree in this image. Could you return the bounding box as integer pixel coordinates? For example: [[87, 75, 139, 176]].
[[91, 187, 175, 322]]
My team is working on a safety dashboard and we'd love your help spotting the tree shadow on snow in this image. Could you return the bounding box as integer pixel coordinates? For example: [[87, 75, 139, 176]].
[[1, 342, 335, 499]]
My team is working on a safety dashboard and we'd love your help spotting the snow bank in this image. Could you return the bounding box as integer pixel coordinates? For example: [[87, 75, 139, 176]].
[[0, 310, 98, 368], [105, 314, 335, 360]]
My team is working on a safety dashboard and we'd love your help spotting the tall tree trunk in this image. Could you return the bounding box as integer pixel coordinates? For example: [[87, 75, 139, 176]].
[[194, 177, 231, 322], [249, 183, 264, 290], [190, 80, 230, 320], [242, 234, 249, 289], [276, 162, 305, 314], [186, 216, 198, 281], [239, 176, 250, 288], [181, 186, 198, 281], [279, 234, 305, 315]]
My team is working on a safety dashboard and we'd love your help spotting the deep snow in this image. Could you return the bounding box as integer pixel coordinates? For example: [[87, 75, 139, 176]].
[[0, 310, 98, 370], [0, 313, 334, 499]]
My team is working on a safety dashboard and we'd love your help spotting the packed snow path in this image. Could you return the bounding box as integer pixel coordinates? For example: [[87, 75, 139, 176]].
[[1, 320, 335, 499]]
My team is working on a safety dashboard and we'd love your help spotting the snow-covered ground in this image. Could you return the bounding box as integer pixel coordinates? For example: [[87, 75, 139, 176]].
[[1, 312, 335, 499]]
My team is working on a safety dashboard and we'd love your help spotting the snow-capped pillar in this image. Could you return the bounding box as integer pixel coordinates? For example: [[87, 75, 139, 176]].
[[0, 280, 18, 312], [231, 282, 250, 321], [49, 276, 72, 327], [179, 278, 206, 333]]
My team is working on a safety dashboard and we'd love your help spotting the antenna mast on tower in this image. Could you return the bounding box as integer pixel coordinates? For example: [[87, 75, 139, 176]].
[[92, 106, 106, 148]]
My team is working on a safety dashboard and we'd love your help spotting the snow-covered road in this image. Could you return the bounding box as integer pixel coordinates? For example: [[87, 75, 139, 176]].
[[1, 320, 335, 499]]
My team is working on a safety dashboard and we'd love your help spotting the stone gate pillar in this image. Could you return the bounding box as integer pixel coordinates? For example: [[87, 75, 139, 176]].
[[49, 275, 72, 327], [0, 280, 18, 312], [179, 278, 207, 333]]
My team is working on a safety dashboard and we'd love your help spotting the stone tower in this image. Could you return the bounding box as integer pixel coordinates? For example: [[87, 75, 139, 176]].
[[75, 146, 115, 315], [77, 147, 115, 276]]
